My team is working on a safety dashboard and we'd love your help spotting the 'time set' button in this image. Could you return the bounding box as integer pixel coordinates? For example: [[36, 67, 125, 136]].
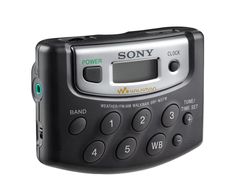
[[183, 112, 193, 125]]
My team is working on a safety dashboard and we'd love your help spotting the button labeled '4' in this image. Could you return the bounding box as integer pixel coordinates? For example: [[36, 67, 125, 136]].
[[92, 148, 97, 156], [84, 141, 105, 163]]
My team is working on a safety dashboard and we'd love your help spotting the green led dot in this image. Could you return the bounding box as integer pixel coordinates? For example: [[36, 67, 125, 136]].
[[35, 83, 42, 95]]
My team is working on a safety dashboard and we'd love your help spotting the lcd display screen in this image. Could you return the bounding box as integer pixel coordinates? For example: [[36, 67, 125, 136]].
[[113, 59, 158, 83]]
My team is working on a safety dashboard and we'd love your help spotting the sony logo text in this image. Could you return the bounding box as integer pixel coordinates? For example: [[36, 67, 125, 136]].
[[118, 49, 153, 59]]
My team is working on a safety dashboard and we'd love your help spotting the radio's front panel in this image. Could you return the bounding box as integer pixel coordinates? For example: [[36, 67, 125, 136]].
[[32, 27, 204, 173], [73, 36, 189, 97]]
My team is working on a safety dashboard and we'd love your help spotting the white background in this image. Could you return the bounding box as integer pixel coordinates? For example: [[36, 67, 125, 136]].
[[0, 0, 235, 193]]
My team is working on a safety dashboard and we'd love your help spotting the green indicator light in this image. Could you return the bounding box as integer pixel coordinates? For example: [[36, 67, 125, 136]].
[[35, 83, 42, 95]]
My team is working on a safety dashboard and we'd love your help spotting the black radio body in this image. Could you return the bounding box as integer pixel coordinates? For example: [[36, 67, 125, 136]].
[[31, 27, 204, 173]]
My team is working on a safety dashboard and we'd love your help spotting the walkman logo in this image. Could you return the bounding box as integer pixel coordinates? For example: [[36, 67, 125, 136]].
[[117, 87, 129, 94], [117, 86, 157, 95]]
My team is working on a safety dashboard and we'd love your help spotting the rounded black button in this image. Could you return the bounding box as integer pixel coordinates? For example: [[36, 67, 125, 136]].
[[147, 134, 166, 156], [69, 117, 86, 135], [183, 112, 193, 125], [162, 104, 180, 127], [173, 134, 183, 146], [116, 138, 136, 160], [169, 60, 180, 72], [132, 108, 152, 132], [83, 66, 102, 83], [84, 141, 105, 163], [101, 112, 121, 135]]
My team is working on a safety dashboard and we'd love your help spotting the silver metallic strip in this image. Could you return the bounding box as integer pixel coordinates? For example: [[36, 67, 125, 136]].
[[73, 36, 189, 96]]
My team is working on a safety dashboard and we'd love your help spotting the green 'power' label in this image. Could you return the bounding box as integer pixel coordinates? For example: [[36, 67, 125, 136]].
[[82, 58, 102, 65]]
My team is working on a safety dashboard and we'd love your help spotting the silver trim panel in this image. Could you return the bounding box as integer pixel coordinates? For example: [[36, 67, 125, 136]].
[[73, 36, 189, 97]]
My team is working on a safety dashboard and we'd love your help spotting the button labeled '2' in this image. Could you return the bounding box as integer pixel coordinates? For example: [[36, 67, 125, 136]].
[[132, 108, 152, 132]]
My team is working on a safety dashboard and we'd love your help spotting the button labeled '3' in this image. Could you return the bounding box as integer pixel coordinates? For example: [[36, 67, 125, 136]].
[[161, 104, 180, 127]]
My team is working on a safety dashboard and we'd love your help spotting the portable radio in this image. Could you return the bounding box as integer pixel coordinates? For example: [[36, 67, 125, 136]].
[[31, 27, 204, 173]]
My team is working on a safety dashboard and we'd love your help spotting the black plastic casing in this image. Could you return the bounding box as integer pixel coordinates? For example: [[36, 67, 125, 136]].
[[31, 27, 204, 173]]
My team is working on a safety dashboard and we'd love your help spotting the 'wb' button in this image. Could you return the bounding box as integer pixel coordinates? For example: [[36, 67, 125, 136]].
[[147, 134, 166, 156]]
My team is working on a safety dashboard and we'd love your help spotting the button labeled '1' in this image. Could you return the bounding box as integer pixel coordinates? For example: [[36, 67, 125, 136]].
[[101, 112, 121, 135]]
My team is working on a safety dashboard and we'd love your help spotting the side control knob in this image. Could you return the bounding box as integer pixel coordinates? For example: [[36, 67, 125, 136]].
[[32, 78, 43, 102]]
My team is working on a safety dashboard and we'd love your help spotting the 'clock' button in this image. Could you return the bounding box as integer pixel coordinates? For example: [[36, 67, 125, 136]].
[[169, 60, 180, 72], [69, 117, 86, 135], [147, 133, 166, 156], [84, 141, 105, 163], [132, 108, 152, 132], [161, 104, 180, 127], [116, 138, 137, 160], [101, 112, 121, 135]]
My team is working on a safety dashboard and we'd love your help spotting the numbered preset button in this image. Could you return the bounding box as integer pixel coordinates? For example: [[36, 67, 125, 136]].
[[132, 108, 152, 132], [161, 104, 180, 127], [101, 112, 121, 135], [84, 141, 105, 163], [116, 138, 137, 160], [147, 133, 166, 156]]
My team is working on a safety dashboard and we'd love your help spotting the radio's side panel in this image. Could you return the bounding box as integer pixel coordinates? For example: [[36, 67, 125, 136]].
[[191, 30, 204, 141], [34, 42, 68, 166]]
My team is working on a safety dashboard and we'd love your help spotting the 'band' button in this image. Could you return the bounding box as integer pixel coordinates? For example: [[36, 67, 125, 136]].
[[83, 66, 102, 83], [69, 117, 86, 135]]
